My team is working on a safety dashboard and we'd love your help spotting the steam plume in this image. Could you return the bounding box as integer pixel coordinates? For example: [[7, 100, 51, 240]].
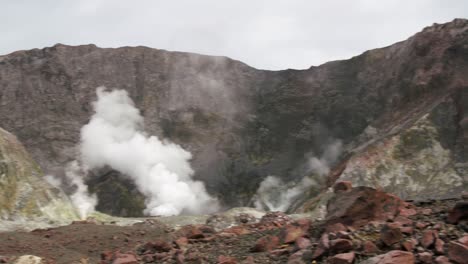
[[44, 162, 97, 219], [79, 87, 219, 216], [65, 161, 97, 219], [254, 140, 342, 211]]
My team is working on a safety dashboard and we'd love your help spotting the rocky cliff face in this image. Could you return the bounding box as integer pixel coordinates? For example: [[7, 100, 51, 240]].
[[0, 127, 78, 224], [0, 19, 467, 216]]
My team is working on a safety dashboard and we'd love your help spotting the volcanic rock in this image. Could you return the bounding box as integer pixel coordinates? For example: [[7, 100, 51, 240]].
[[361, 250, 415, 264], [328, 252, 355, 264], [447, 202, 468, 224], [251, 235, 280, 252], [420, 230, 438, 248], [381, 224, 403, 246], [326, 186, 406, 227], [448, 241, 468, 264]]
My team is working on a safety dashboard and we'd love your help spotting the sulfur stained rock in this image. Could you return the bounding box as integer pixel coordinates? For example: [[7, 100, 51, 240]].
[[0, 127, 79, 224]]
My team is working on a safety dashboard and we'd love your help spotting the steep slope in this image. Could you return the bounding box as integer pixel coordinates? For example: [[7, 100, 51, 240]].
[[0, 127, 78, 226], [0, 19, 467, 215]]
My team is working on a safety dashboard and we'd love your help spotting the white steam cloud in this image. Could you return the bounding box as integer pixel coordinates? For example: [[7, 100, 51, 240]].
[[44, 162, 97, 219], [78, 87, 219, 216], [254, 140, 342, 212], [254, 176, 315, 212], [65, 161, 98, 219]]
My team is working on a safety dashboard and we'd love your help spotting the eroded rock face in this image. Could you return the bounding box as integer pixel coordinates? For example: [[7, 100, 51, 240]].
[[0, 19, 467, 215], [0, 127, 78, 224], [338, 100, 466, 201]]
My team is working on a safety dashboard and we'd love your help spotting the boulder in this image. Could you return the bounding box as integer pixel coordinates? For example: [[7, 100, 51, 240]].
[[420, 230, 438, 248], [448, 241, 468, 264], [330, 239, 354, 253], [447, 202, 468, 224], [381, 224, 403, 246], [326, 187, 406, 227]]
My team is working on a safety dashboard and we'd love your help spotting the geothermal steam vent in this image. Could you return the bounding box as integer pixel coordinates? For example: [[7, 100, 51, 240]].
[[69, 87, 219, 217]]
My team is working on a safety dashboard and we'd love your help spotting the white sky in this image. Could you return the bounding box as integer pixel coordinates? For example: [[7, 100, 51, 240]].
[[1, 0, 467, 70]]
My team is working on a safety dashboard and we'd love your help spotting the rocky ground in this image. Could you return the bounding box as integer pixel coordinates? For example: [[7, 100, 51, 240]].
[[0, 183, 467, 264]]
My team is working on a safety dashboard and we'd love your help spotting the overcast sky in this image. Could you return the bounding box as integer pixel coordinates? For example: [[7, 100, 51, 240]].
[[2, 1, 467, 70]]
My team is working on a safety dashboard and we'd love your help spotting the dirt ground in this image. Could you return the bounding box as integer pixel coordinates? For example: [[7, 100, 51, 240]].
[[0, 198, 466, 264], [0, 220, 170, 263]]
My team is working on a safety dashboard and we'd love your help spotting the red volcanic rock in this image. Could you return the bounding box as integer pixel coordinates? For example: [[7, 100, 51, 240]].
[[330, 239, 354, 253], [295, 218, 312, 228], [394, 216, 413, 226], [222, 226, 251, 236], [177, 224, 215, 240], [421, 208, 432, 215], [175, 237, 189, 249], [218, 255, 237, 264], [459, 235, 468, 246], [401, 226, 414, 235], [328, 252, 355, 264], [417, 252, 433, 263], [434, 239, 445, 255], [435, 256, 451, 264], [326, 187, 407, 227], [333, 181, 353, 193], [320, 233, 330, 249], [269, 248, 290, 258], [180, 225, 204, 239], [420, 230, 438, 249], [141, 240, 172, 253], [399, 208, 417, 217], [402, 239, 417, 252], [288, 249, 313, 264], [312, 233, 330, 259], [363, 250, 415, 264], [295, 237, 312, 250], [416, 222, 429, 229], [447, 202, 468, 224], [312, 247, 326, 260], [380, 224, 403, 246], [251, 235, 280, 252], [363, 241, 379, 254], [448, 241, 468, 264], [281, 224, 308, 244]]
